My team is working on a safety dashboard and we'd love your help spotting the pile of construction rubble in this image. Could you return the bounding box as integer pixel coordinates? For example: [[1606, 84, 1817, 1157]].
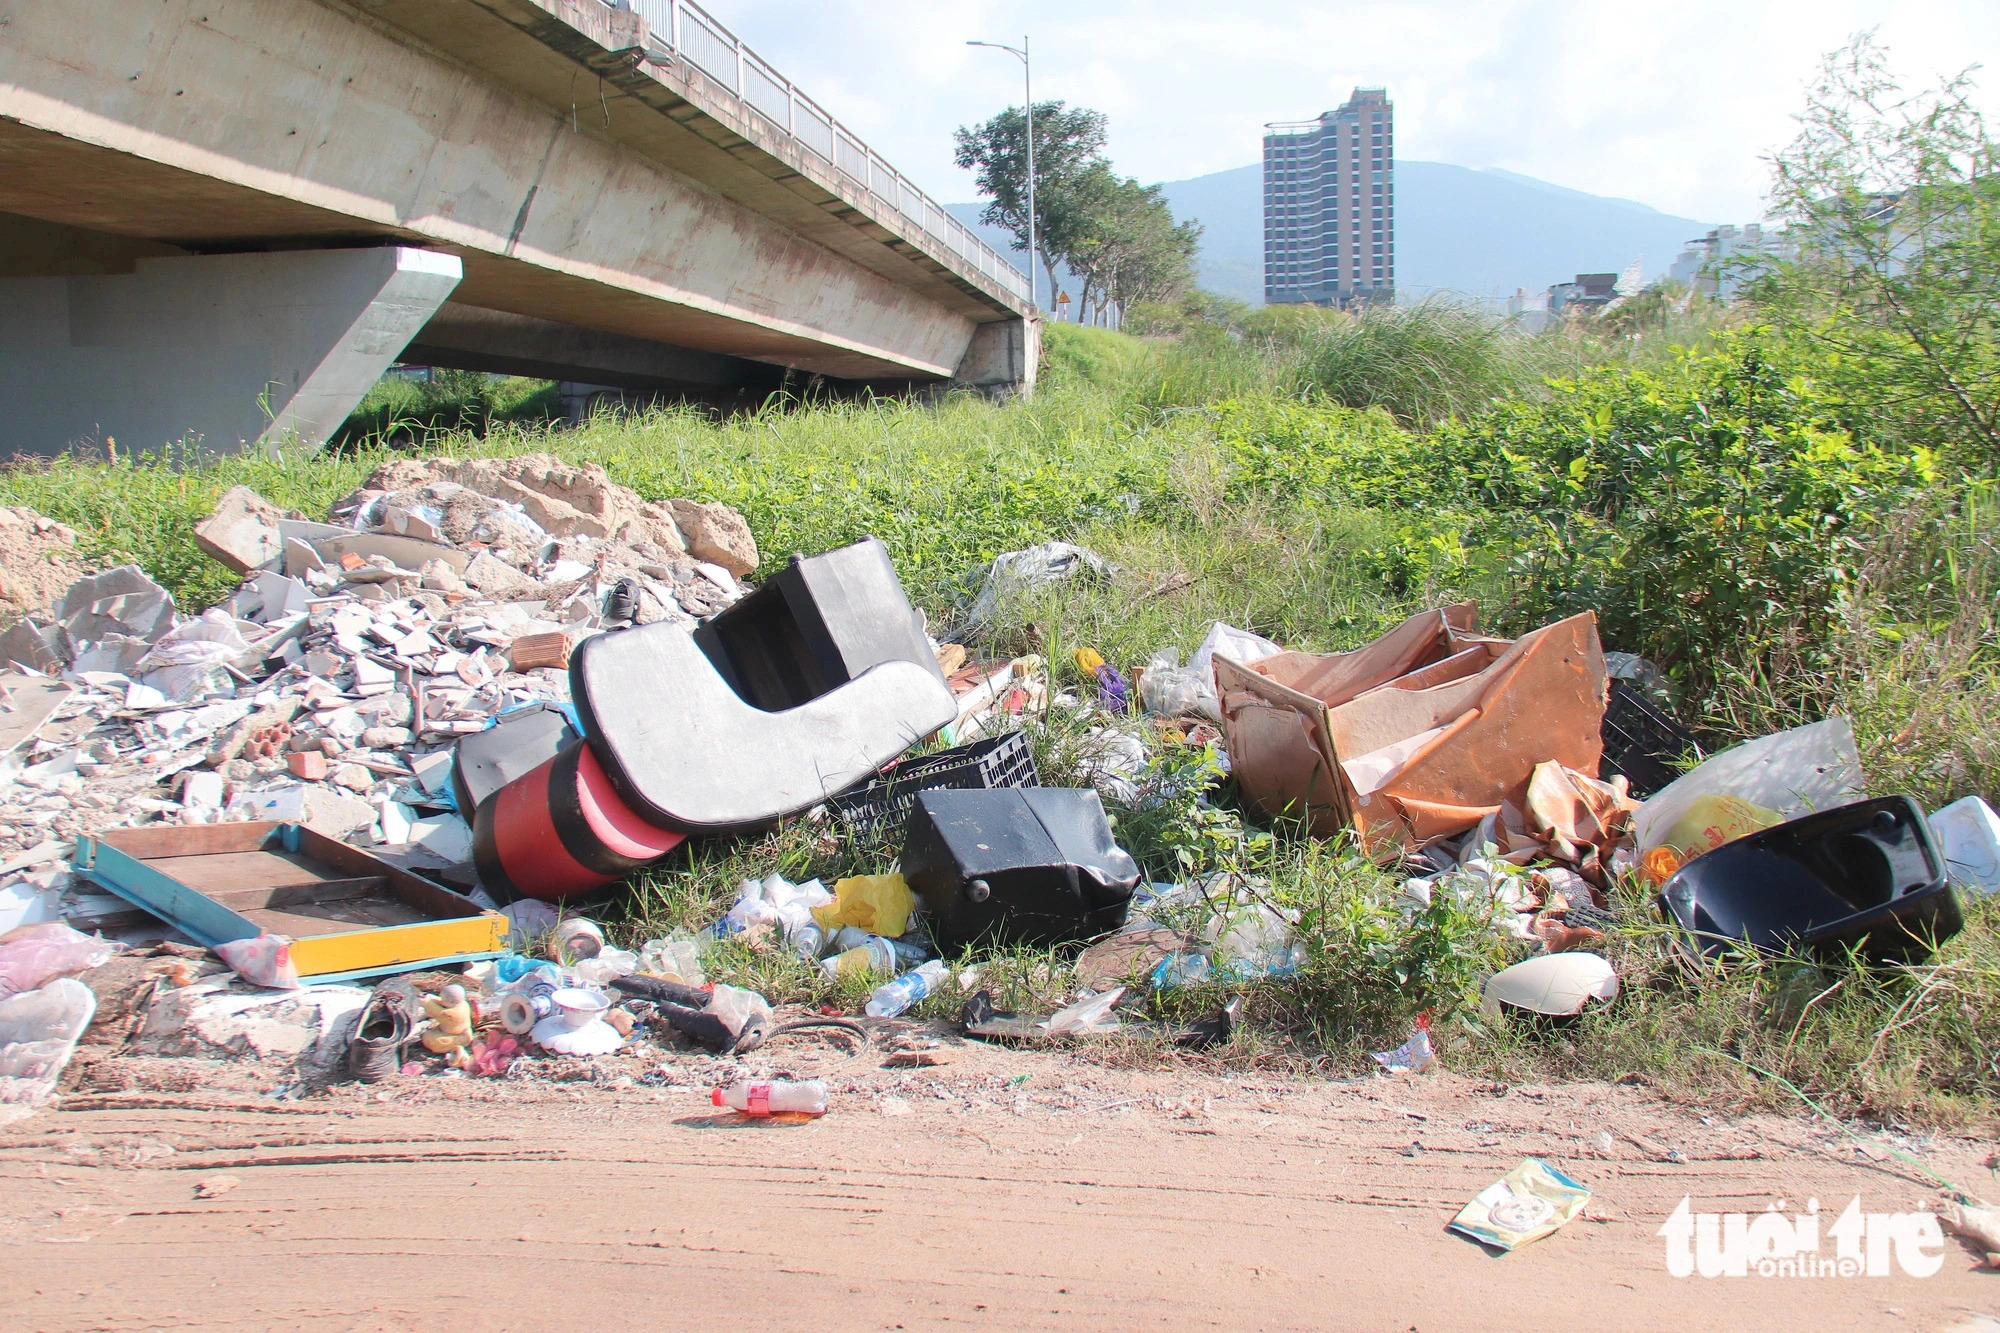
[[0, 454, 761, 911]]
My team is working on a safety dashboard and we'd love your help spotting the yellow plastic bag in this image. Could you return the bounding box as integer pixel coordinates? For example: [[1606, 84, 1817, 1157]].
[[811, 873, 914, 938], [1652, 793, 1780, 859], [1074, 647, 1106, 675]]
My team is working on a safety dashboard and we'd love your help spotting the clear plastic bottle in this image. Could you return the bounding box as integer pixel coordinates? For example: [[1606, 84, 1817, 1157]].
[[787, 920, 826, 961], [864, 958, 946, 1018], [827, 925, 873, 953], [711, 1078, 828, 1117], [887, 936, 932, 970], [820, 935, 896, 980]]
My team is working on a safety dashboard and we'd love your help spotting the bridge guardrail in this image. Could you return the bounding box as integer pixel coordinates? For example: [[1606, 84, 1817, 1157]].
[[607, 0, 1032, 304]]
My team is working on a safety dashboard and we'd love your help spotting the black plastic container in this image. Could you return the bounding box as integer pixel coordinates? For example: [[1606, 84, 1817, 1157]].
[[1656, 795, 1963, 964], [902, 788, 1141, 953], [1600, 679, 1700, 800], [829, 731, 1039, 844]]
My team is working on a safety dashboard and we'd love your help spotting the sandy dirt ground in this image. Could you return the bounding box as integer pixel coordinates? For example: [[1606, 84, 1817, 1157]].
[[2, 1024, 1997, 1332]]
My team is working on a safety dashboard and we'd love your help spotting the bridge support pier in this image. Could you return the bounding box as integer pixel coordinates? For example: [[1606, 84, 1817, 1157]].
[[952, 318, 1041, 398], [0, 247, 461, 455]]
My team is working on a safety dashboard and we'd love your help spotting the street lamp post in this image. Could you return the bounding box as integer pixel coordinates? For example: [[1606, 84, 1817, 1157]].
[[967, 36, 1036, 311]]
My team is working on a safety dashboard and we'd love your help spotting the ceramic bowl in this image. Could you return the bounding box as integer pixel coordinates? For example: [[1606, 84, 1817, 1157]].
[[549, 987, 610, 1030]]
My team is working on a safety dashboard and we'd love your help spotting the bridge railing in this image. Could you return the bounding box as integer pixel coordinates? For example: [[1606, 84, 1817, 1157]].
[[606, 0, 1032, 305]]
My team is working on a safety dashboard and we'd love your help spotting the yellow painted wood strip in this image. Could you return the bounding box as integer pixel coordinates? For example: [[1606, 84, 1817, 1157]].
[[290, 913, 508, 977]]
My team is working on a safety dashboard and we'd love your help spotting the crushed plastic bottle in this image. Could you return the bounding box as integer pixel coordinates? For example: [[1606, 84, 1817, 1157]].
[[821, 935, 897, 980], [712, 1078, 828, 1117], [707, 879, 778, 939], [788, 921, 826, 961], [637, 934, 705, 985], [865, 959, 946, 1018]]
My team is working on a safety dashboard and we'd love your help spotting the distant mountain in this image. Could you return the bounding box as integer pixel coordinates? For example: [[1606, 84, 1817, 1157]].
[[951, 162, 1716, 308]]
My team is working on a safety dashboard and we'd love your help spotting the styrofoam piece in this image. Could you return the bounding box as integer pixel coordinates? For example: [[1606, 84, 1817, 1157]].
[[1633, 718, 1865, 851], [1482, 952, 1618, 1017], [1929, 796, 2000, 896], [530, 1013, 623, 1055]]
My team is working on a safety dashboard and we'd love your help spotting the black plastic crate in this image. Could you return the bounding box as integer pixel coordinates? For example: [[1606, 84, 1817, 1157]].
[[1600, 678, 1700, 799], [829, 731, 1039, 845]]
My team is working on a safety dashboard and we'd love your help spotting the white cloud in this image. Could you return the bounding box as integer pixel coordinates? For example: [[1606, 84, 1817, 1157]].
[[693, 0, 1997, 222]]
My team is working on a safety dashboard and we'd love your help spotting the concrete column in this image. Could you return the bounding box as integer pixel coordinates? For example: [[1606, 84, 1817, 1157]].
[[0, 247, 462, 456], [953, 317, 1041, 398]]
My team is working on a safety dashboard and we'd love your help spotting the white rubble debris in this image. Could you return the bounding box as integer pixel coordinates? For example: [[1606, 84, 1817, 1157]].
[[0, 457, 760, 928]]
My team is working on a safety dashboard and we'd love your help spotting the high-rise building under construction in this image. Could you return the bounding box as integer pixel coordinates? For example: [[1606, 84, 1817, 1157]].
[[1263, 87, 1394, 306]]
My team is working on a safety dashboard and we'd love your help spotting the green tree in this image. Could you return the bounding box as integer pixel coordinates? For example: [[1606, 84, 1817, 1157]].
[[953, 101, 1109, 303], [1063, 166, 1203, 325], [1755, 33, 2000, 460]]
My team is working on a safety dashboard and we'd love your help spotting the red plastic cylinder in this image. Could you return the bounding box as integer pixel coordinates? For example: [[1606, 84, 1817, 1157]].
[[472, 738, 685, 902]]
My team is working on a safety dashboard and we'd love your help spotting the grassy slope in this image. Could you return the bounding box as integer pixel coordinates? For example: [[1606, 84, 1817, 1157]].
[[5, 320, 1994, 1128]]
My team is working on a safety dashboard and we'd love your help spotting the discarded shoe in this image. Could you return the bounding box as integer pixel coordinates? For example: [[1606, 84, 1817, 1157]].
[[603, 576, 637, 625], [348, 978, 417, 1083]]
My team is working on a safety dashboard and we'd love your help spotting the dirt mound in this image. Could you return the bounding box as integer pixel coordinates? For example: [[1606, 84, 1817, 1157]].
[[0, 506, 91, 622]]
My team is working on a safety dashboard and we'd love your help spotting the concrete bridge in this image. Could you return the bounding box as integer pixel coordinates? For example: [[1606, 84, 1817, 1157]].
[[0, 0, 1039, 454]]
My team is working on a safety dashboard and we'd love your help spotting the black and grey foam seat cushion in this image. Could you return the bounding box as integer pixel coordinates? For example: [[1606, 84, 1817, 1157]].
[[695, 536, 945, 710], [570, 623, 955, 834], [450, 703, 578, 818]]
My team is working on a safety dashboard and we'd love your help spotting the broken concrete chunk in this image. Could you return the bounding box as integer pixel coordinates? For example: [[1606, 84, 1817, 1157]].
[[54, 565, 176, 644], [225, 784, 375, 838], [0, 619, 66, 673], [193, 486, 284, 576], [667, 499, 759, 577], [632, 501, 689, 554], [331, 763, 373, 792], [462, 552, 535, 596], [418, 559, 464, 595], [491, 477, 608, 540]]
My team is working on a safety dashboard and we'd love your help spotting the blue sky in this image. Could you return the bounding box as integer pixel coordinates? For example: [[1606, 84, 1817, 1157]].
[[699, 0, 1997, 223]]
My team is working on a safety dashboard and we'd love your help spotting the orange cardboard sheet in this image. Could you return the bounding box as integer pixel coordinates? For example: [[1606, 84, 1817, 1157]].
[[1216, 605, 1608, 857]]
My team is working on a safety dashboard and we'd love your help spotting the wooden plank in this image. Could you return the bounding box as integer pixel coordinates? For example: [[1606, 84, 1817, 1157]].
[[98, 822, 282, 860], [289, 913, 508, 977], [149, 849, 338, 893], [244, 895, 430, 936], [81, 840, 260, 948], [201, 877, 389, 911], [295, 826, 484, 921]]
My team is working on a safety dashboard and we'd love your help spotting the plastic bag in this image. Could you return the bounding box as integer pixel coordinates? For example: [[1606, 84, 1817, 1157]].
[[1633, 718, 1863, 852], [966, 543, 1112, 628], [638, 934, 706, 985], [1448, 1159, 1591, 1251], [0, 921, 116, 997], [1371, 1018, 1435, 1073], [1185, 622, 1283, 721], [704, 984, 774, 1041], [1139, 649, 1204, 718], [811, 873, 914, 939], [214, 932, 301, 990], [1044, 986, 1124, 1035], [135, 609, 254, 702], [1206, 901, 1307, 979], [570, 947, 640, 987], [500, 899, 559, 952], [0, 978, 97, 1111]]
